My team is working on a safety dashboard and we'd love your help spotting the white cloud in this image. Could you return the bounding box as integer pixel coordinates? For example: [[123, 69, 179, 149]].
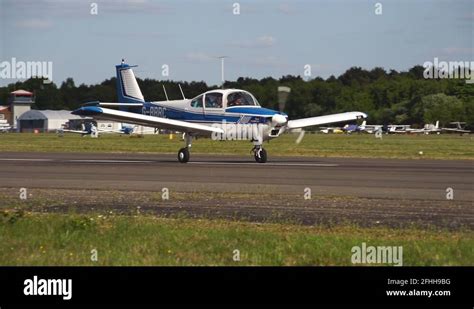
[[185, 52, 213, 62], [256, 35, 276, 47], [249, 56, 281, 68], [3, 0, 171, 18], [15, 18, 53, 29], [440, 47, 474, 55], [277, 3, 296, 15], [231, 35, 276, 49]]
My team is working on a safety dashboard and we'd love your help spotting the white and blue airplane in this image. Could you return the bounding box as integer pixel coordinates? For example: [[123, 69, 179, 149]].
[[73, 61, 367, 163]]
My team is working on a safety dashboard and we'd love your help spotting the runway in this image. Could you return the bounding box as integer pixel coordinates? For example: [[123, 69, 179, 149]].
[[0, 152, 472, 200], [0, 152, 472, 228]]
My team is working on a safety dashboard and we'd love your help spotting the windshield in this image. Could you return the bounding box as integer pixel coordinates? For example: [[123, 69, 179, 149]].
[[227, 91, 259, 107]]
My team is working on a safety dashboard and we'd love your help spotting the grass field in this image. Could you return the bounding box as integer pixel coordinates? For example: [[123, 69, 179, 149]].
[[1, 211, 472, 266], [1, 133, 472, 266], [0, 133, 472, 160]]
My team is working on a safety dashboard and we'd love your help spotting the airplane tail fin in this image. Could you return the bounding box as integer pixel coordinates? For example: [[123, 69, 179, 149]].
[[115, 61, 145, 109], [435, 120, 439, 129]]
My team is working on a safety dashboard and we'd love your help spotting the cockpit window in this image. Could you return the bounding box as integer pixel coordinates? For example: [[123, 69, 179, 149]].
[[190, 95, 203, 108], [227, 91, 258, 107], [205, 92, 223, 108]]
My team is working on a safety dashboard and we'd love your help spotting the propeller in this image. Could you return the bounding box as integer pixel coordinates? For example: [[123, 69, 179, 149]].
[[277, 86, 291, 112], [277, 86, 305, 144]]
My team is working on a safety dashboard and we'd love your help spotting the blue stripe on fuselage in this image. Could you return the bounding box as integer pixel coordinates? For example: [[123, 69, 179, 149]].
[[140, 102, 281, 124], [225, 106, 286, 117]]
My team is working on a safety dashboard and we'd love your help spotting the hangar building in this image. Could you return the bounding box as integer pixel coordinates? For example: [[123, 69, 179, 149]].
[[18, 110, 84, 132]]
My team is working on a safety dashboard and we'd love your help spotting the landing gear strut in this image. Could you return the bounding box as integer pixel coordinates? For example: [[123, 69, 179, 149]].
[[252, 145, 267, 163], [178, 133, 192, 163]]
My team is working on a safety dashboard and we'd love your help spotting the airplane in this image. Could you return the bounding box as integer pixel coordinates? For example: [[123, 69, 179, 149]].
[[441, 122, 471, 134], [342, 122, 364, 133], [358, 121, 384, 134], [72, 60, 367, 163], [341, 120, 385, 134], [58, 122, 99, 137], [410, 121, 441, 134], [387, 124, 416, 134], [58, 122, 139, 137], [0, 119, 11, 133], [319, 126, 344, 134]]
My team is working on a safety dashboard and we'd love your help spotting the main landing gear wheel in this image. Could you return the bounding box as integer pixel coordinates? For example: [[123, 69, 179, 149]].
[[254, 148, 267, 163], [178, 147, 190, 163]]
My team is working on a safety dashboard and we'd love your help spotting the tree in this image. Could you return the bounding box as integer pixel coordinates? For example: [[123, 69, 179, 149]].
[[420, 93, 464, 126]]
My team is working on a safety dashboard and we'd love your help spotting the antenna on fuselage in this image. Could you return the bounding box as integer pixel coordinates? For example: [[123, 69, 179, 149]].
[[216, 56, 228, 89], [162, 85, 169, 101], [178, 84, 186, 99]]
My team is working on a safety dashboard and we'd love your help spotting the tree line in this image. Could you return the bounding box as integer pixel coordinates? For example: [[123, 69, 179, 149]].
[[0, 65, 472, 129]]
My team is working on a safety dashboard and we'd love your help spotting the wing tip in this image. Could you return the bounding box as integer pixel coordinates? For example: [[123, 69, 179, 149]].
[[72, 106, 103, 116]]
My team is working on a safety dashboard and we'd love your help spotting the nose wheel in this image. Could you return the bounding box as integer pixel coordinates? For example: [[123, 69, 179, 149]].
[[178, 133, 192, 163], [253, 147, 267, 163]]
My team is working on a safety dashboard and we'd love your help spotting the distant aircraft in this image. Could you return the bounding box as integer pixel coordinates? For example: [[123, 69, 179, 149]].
[[358, 121, 384, 134], [73, 60, 367, 163], [388, 124, 416, 134], [410, 121, 441, 134], [58, 122, 138, 137], [319, 126, 344, 134], [342, 123, 361, 133], [0, 119, 11, 133], [441, 122, 471, 134]]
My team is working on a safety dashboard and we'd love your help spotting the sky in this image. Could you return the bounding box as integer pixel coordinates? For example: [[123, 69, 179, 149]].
[[0, 0, 472, 86]]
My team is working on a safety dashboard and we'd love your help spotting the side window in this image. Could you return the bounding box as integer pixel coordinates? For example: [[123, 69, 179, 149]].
[[205, 92, 223, 108], [190, 95, 203, 108]]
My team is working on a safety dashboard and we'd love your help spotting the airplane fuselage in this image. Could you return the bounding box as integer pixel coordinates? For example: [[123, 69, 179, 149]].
[[139, 95, 287, 141]]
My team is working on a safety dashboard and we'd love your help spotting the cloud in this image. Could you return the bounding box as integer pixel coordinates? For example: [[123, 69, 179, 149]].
[[15, 18, 53, 29], [231, 35, 276, 48], [440, 47, 474, 56], [248, 55, 282, 68], [99, 0, 171, 14], [3, 0, 171, 18], [461, 12, 474, 20], [256, 35, 276, 47], [277, 3, 296, 15], [184, 52, 214, 62]]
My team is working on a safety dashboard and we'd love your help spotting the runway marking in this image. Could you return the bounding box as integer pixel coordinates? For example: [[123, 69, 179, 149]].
[[68, 160, 154, 163], [189, 162, 339, 167], [0, 158, 338, 166], [0, 158, 153, 163], [0, 158, 54, 162]]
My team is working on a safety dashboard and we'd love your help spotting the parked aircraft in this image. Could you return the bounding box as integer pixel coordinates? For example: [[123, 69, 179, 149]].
[[410, 121, 441, 134], [58, 122, 137, 137], [0, 119, 11, 133], [358, 121, 384, 134], [441, 122, 471, 134]]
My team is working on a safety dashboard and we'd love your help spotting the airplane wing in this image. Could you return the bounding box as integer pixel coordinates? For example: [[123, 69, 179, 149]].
[[60, 129, 89, 134], [442, 128, 470, 133], [72, 106, 224, 135], [286, 112, 367, 130]]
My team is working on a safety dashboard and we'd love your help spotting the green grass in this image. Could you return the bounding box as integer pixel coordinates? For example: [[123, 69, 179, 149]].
[[1, 211, 472, 266], [0, 133, 472, 159]]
